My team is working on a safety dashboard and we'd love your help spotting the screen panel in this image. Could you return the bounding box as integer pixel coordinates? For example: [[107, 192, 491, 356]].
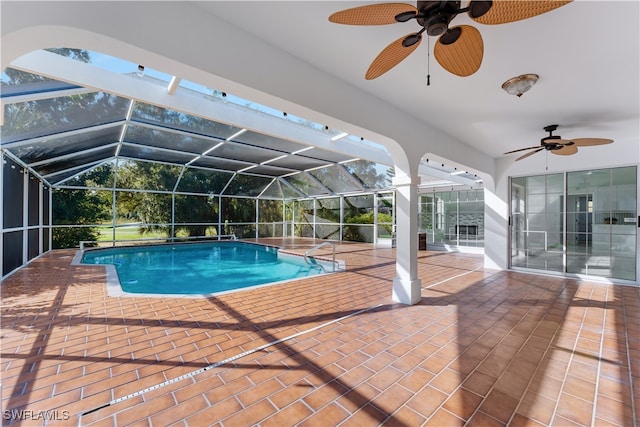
[[28, 229, 39, 260], [175, 167, 233, 194], [1, 93, 130, 144], [7, 126, 122, 165], [3, 231, 23, 276], [28, 174, 40, 226], [34, 146, 116, 177], [131, 103, 241, 140], [3, 157, 24, 228], [124, 124, 218, 155]]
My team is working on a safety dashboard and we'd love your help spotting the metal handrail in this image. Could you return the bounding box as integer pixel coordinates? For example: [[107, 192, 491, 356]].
[[304, 241, 336, 272]]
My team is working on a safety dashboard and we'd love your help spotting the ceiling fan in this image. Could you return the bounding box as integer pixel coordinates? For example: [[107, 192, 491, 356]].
[[504, 124, 614, 161], [328, 1, 572, 80]]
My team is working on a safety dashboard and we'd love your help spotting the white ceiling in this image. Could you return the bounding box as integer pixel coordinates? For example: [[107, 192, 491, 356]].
[[197, 1, 639, 161]]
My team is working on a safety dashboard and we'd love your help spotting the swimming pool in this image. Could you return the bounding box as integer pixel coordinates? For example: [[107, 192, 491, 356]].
[[80, 242, 336, 296]]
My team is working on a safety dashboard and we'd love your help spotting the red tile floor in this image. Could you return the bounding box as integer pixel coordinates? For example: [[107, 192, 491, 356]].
[[1, 238, 638, 426]]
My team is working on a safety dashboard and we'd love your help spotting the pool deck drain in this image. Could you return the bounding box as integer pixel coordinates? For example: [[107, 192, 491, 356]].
[[80, 303, 383, 418]]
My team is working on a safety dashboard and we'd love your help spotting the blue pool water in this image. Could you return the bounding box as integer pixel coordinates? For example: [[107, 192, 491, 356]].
[[81, 242, 327, 295]]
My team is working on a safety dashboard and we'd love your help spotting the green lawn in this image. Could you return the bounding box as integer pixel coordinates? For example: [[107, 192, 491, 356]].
[[95, 225, 220, 242], [96, 225, 167, 242]]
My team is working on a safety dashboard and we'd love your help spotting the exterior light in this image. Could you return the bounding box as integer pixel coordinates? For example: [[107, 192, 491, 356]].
[[502, 74, 539, 97]]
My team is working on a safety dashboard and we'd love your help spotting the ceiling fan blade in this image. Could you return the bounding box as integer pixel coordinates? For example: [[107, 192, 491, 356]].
[[470, 0, 572, 25], [516, 148, 544, 161], [504, 146, 540, 154], [551, 144, 578, 156], [329, 3, 417, 25], [366, 34, 421, 80], [434, 25, 483, 77], [570, 137, 614, 147]]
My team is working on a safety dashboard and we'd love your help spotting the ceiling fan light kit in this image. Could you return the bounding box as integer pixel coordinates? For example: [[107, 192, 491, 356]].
[[501, 73, 539, 97], [328, 1, 572, 80]]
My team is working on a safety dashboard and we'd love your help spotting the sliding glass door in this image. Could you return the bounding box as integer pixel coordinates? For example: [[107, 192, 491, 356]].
[[566, 167, 636, 280], [510, 173, 564, 272], [418, 189, 485, 248], [510, 166, 637, 281]]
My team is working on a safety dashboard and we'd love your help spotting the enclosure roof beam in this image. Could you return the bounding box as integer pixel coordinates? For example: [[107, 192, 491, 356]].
[[10, 50, 392, 166]]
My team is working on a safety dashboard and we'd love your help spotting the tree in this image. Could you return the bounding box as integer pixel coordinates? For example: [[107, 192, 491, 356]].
[[114, 161, 176, 236], [52, 188, 111, 248]]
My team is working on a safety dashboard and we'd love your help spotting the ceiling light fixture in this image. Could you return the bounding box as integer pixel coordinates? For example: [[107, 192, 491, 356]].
[[501, 73, 538, 97], [450, 170, 466, 176]]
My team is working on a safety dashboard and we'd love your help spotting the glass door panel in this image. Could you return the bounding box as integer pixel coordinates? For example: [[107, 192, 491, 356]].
[[510, 173, 564, 272], [512, 166, 637, 281], [569, 166, 637, 280]]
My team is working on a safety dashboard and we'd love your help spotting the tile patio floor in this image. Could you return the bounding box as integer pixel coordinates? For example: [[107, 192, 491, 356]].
[[1, 238, 638, 426]]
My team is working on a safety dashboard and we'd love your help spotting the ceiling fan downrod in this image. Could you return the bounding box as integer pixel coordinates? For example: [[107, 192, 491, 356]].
[[542, 124, 561, 145]]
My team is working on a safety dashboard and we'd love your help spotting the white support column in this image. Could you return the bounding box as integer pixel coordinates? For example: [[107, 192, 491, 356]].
[[392, 174, 421, 305], [38, 180, 43, 254], [312, 198, 317, 239], [636, 166, 640, 284], [22, 169, 28, 264], [373, 192, 379, 247], [48, 188, 52, 251], [171, 193, 176, 239], [218, 195, 223, 236], [483, 185, 508, 270], [255, 199, 259, 239], [282, 200, 286, 238], [0, 151, 3, 274], [339, 196, 344, 242], [112, 159, 118, 244]]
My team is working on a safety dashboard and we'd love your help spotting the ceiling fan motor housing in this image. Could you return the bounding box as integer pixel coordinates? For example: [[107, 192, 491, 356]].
[[542, 135, 560, 144], [541, 135, 562, 150], [417, 1, 461, 36], [541, 125, 561, 147]]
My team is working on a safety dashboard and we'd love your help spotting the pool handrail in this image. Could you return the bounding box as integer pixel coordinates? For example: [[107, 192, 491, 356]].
[[304, 241, 336, 272], [79, 234, 237, 252]]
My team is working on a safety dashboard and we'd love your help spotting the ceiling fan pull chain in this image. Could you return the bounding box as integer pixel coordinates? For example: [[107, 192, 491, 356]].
[[426, 36, 431, 86], [546, 151, 549, 171]]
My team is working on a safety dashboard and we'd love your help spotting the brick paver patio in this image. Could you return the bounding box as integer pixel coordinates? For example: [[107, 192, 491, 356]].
[[1, 238, 638, 426]]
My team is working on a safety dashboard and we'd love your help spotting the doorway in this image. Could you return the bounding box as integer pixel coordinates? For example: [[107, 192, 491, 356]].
[[510, 166, 637, 281]]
